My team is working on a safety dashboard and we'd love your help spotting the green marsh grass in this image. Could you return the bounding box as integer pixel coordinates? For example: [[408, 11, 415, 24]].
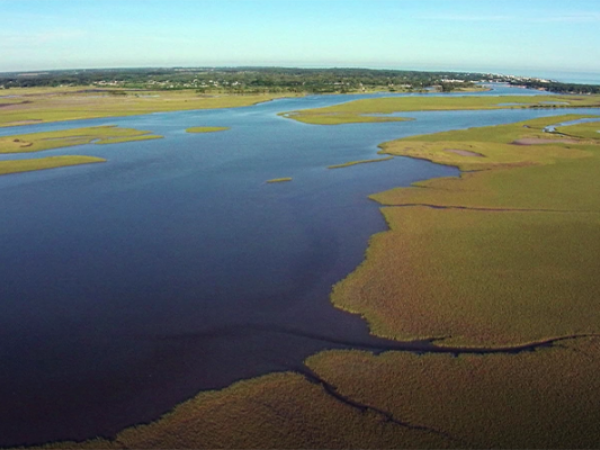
[[0, 88, 295, 127], [283, 95, 600, 126], [0, 156, 105, 176], [307, 337, 600, 449], [327, 156, 393, 169], [0, 126, 162, 154], [331, 114, 600, 346], [185, 126, 230, 133]]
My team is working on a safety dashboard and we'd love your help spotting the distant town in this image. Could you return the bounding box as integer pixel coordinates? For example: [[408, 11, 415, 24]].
[[1, 67, 598, 94]]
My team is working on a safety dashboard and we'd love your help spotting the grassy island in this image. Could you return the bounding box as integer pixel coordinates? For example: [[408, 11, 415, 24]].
[[0, 87, 294, 128], [266, 177, 292, 183], [0, 125, 162, 154], [0, 155, 106, 175], [283, 94, 600, 125], [327, 156, 393, 169], [185, 126, 230, 133]]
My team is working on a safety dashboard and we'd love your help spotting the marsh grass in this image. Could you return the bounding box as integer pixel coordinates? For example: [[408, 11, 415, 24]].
[[327, 156, 393, 169], [331, 114, 600, 347], [0, 88, 294, 127], [307, 337, 600, 449], [556, 120, 600, 140], [283, 95, 600, 126], [281, 112, 410, 126], [0, 126, 162, 154], [0, 156, 105, 176], [185, 126, 230, 133], [266, 177, 292, 183]]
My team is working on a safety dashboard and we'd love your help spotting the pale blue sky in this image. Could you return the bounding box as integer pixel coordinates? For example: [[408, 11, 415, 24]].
[[1, 0, 600, 77]]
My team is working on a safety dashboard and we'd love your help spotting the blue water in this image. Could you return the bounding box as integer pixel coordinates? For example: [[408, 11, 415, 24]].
[[1, 87, 599, 446]]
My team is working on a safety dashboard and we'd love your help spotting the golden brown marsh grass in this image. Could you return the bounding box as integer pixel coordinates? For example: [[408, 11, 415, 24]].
[[0, 89, 294, 127], [0, 156, 105, 176]]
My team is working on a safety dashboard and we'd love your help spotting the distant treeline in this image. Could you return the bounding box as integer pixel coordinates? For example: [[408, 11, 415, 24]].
[[0, 67, 497, 93], [510, 80, 600, 94]]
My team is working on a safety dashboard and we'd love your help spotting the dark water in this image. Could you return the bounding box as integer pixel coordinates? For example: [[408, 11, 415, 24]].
[[1, 88, 598, 446]]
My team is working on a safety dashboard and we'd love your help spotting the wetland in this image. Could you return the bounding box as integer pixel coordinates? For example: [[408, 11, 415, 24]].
[[2, 85, 600, 448]]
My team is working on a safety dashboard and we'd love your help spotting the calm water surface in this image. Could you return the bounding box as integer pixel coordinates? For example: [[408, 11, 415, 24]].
[[1, 86, 598, 445]]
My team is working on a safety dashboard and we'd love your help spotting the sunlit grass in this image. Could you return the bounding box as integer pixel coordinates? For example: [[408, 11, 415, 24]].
[[556, 120, 600, 140], [0, 88, 295, 127], [331, 114, 600, 346], [327, 156, 393, 169], [282, 95, 600, 126], [0, 126, 162, 154], [185, 126, 230, 133], [0, 156, 105, 175]]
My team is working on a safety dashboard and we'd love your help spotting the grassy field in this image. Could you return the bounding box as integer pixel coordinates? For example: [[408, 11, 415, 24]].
[[556, 120, 600, 139], [0, 126, 162, 154], [283, 95, 600, 125], [331, 114, 600, 346], [0, 156, 105, 175], [185, 126, 230, 133], [306, 337, 600, 449], [0, 87, 295, 127], [327, 156, 393, 169]]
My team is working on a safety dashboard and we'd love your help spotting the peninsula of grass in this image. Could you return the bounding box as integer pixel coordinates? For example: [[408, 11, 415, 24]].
[[327, 156, 393, 169], [0, 155, 105, 176], [185, 126, 230, 133], [331, 114, 600, 347], [555, 120, 600, 140], [0, 87, 295, 128], [281, 111, 411, 126], [266, 177, 292, 183], [283, 95, 600, 125], [0, 125, 162, 154]]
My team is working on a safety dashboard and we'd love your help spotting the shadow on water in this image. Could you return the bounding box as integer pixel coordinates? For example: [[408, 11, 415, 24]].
[[0, 92, 599, 446]]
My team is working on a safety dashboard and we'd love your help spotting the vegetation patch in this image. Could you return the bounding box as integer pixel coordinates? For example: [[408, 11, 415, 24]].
[[306, 337, 600, 449], [283, 95, 600, 126], [0, 156, 105, 175], [331, 114, 600, 346], [0, 88, 292, 127], [556, 120, 600, 140], [185, 126, 230, 133], [281, 111, 411, 126], [266, 177, 292, 183], [328, 156, 393, 169], [0, 126, 162, 154]]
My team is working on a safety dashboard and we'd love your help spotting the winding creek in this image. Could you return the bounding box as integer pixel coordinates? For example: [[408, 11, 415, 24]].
[[1, 85, 600, 446]]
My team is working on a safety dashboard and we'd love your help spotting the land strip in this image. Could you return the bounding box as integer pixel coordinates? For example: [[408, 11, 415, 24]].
[[0, 126, 162, 154], [282, 95, 600, 125], [0, 156, 105, 175], [327, 156, 393, 169], [185, 126, 230, 133], [0, 88, 293, 127]]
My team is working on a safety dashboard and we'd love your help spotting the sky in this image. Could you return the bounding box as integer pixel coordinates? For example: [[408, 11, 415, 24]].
[[1, 0, 600, 77]]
